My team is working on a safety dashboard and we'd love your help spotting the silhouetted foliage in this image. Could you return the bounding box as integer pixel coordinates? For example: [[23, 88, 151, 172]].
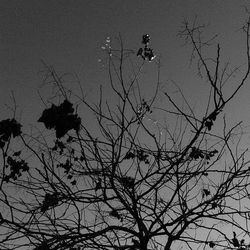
[[3, 156, 29, 183], [1, 17, 250, 250], [41, 192, 59, 213], [0, 118, 21, 148], [232, 232, 240, 248], [38, 99, 81, 138]]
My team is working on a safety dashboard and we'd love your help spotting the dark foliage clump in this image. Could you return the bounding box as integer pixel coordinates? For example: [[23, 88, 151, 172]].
[[57, 159, 72, 174], [109, 209, 122, 222], [34, 241, 50, 250], [124, 149, 149, 164], [41, 192, 59, 213], [189, 147, 218, 161], [205, 241, 215, 248], [0, 118, 22, 148], [136, 149, 149, 163], [232, 232, 240, 247], [52, 139, 66, 155], [38, 99, 81, 138], [120, 176, 135, 189], [202, 188, 211, 198], [124, 151, 135, 160], [3, 156, 29, 183], [205, 111, 219, 131]]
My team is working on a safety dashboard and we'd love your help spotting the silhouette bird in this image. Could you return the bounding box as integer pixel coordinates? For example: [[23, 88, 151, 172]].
[[142, 34, 150, 45], [232, 232, 240, 247], [137, 34, 155, 61]]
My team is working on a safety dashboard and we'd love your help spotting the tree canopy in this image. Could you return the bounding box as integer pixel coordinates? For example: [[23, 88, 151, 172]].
[[1, 17, 250, 250]]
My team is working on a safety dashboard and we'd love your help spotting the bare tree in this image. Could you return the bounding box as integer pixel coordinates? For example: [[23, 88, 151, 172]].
[[1, 17, 250, 250]]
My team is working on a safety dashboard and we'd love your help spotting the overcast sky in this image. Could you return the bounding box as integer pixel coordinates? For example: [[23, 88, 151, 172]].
[[1, 2, 250, 247], [1, 0, 250, 129]]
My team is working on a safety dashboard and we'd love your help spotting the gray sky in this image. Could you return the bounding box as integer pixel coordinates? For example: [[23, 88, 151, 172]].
[[0, 0, 250, 127], [1, 2, 250, 248]]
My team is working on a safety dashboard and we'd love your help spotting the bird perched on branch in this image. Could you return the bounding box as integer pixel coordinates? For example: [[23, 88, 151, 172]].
[[137, 34, 155, 61]]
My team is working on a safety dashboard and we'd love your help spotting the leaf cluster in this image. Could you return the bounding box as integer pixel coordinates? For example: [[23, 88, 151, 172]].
[[41, 192, 59, 213], [0, 118, 21, 148], [205, 111, 219, 131], [189, 147, 218, 161], [38, 100, 81, 138], [3, 156, 29, 183], [124, 149, 150, 164]]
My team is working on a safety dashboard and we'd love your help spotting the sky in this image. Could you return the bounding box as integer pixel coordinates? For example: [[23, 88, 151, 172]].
[[1, 0, 250, 129], [2, 1, 250, 248]]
